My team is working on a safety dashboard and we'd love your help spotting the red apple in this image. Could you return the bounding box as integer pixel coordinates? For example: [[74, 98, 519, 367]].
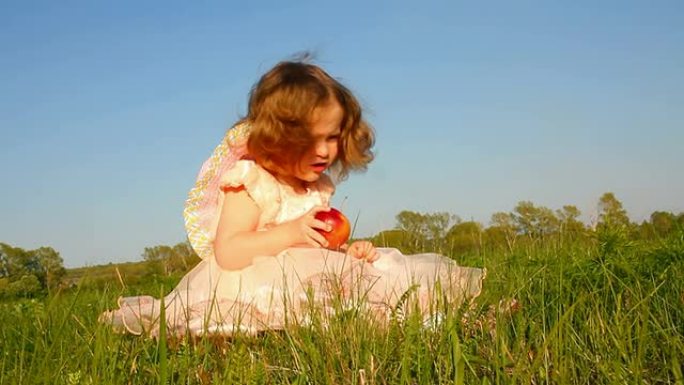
[[315, 208, 351, 249]]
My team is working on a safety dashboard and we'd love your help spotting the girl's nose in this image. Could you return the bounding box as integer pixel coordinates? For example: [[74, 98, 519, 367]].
[[315, 141, 328, 157]]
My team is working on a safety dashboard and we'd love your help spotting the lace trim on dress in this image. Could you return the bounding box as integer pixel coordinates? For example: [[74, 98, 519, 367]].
[[218, 160, 281, 226]]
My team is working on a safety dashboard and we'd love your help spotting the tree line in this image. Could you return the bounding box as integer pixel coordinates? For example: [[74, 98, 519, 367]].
[[0, 244, 66, 298], [0, 240, 201, 298], [2, 192, 681, 298], [123, 191, 684, 277], [371, 192, 684, 255]]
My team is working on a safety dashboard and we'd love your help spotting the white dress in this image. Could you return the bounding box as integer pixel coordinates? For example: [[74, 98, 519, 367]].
[[101, 160, 485, 337]]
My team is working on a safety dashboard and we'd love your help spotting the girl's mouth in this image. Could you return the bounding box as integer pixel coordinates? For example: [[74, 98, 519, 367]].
[[311, 162, 327, 172]]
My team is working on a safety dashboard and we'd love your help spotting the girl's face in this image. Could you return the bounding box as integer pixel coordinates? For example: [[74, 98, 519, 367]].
[[291, 101, 343, 184]]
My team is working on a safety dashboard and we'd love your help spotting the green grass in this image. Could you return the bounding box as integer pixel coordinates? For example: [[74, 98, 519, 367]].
[[1, 231, 683, 384]]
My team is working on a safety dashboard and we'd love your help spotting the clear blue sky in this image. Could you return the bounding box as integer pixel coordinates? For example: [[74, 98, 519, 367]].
[[2, 1, 682, 267]]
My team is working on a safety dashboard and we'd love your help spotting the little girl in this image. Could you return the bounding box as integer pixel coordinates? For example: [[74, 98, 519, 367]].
[[101, 60, 485, 337]]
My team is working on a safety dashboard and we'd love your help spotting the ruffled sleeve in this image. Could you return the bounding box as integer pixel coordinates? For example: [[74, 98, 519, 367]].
[[218, 160, 281, 226]]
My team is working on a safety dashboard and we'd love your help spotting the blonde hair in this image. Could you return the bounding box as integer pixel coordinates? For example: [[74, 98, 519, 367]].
[[241, 60, 374, 180]]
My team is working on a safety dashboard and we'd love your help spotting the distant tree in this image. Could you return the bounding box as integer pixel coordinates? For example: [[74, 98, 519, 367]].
[[6, 274, 41, 298], [370, 229, 414, 250], [395, 211, 423, 235], [0, 243, 66, 297], [536, 206, 560, 236], [0, 245, 8, 278], [142, 241, 201, 276], [33, 247, 66, 292], [170, 241, 200, 273], [142, 245, 175, 276], [597, 192, 631, 229], [446, 221, 483, 254], [556, 205, 586, 236], [0, 243, 50, 286], [650, 211, 677, 237], [487, 212, 518, 251], [395, 210, 456, 240], [0, 243, 33, 279], [636, 211, 679, 240], [395, 210, 457, 252], [512, 201, 537, 236], [512, 201, 559, 238], [556, 205, 581, 226]]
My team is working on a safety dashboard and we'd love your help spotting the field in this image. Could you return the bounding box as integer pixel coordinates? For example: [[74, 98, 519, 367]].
[[1, 228, 683, 384]]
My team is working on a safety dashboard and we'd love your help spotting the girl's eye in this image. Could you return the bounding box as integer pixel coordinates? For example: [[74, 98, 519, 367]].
[[327, 134, 340, 141]]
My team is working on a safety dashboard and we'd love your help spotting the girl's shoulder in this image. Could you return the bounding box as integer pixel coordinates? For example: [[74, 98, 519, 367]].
[[216, 159, 283, 226], [219, 159, 278, 190]]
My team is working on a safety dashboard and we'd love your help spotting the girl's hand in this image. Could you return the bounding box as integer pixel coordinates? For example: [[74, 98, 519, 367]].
[[345, 241, 380, 262], [286, 206, 332, 248]]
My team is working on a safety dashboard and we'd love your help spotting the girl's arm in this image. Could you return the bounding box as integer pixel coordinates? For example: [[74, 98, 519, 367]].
[[213, 186, 331, 271]]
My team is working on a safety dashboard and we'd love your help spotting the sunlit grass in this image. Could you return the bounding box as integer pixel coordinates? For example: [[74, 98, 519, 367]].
[[1, 230, 682, 384]]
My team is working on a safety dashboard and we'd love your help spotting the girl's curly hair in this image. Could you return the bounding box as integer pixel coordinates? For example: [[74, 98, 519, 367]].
[[241, 59, 374, 181]]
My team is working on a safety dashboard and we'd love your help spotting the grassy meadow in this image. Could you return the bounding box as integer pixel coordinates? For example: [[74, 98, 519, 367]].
[[1, 226, 683, 384]]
